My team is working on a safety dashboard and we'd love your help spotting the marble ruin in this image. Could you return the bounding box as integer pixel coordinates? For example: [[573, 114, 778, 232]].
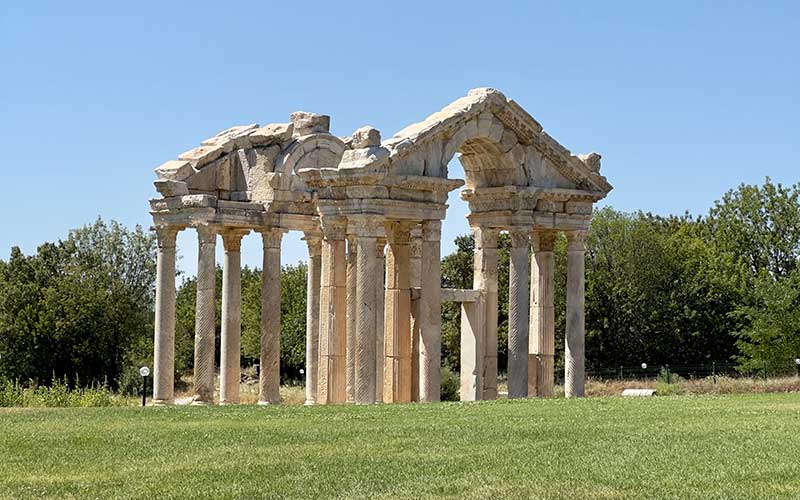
[[149, 88, 613, 405]]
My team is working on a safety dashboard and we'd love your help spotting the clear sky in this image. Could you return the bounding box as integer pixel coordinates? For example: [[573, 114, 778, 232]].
[[2, 1, 798, 276]]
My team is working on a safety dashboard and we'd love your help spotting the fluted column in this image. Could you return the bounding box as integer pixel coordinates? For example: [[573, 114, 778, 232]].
[[220, 229, 249, 405], [565, 230, 587, 398], [375, 237, 386, 402], [529, 231, 556, 397], [384, 221, 413, 403], [192, 224, 217, 405], [409, 226, 422, 402], [507, 229, 530, 399], [351, 215, 383, 404], [419, 220, 442, 402], [304, 235, 322, 405], [472, 225, 499, 400], [318, 217, 348, 404], [259, 228, 284, 405], [345, 236, 357, 403], [153, 225, 180, 405]]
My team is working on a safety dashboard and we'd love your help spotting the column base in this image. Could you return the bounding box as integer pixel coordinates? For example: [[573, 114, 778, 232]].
[[190, 400, 213, 406], [257, 400, 279, 406], [219, 400, 239, 406], [151, 399, 173, 406], [304, 400, 316, 406]]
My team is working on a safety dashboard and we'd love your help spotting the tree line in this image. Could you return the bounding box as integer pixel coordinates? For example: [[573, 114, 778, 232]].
[[1, 179, 798, 389]]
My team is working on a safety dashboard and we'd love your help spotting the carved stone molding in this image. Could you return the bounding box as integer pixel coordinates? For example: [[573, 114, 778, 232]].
[[531, 230, 557, 252], [259, 227, 286, 249], [565, 230, 588, 252], [220, 229, 250, 252], [421, 220, 442, 242]]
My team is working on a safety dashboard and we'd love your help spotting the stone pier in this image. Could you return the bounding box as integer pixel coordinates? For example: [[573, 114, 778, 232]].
[[472, 225, 499, 400], [565, 231, 587, 398], [530, 231, 556, 397], [384, 222, 413, 403], [419, 220, 442, 402], [318, 218, 348, 404]]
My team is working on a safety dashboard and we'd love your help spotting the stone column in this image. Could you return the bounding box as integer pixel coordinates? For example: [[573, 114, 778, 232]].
[[259, 228, 284, 405], [152, 225, 180, 405], [345, 236, 357, 403], [375, 238, 386, 402], [460, 294, 485, 401], [419, 220, 442, 402], [318, 218, 348, 404], [565, 230, 587, 398], [529, 231, 556, 397], [384, 221, 413, 403], [472, 225, 499, 400], [351, 215, 383, 404], [192, 224, 217, 405], [303, 235, 322, 405], [409, 226, 422, 402], [220, 229, 248, 405], [507, 229, 530, 399]]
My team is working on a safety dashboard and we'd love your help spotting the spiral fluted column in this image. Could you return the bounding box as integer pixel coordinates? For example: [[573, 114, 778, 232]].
[[507, 229, 530, 399], [192, 224, 217, 405]]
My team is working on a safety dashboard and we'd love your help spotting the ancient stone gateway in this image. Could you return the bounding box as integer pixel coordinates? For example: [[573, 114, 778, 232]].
[[149, 88, 612, 405]]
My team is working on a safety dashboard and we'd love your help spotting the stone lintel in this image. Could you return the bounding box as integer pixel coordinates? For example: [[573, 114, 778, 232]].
[[440, 288, 481, 303]]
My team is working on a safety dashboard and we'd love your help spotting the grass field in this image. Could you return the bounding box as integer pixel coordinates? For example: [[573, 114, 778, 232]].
[[2, 394, 799, 499]]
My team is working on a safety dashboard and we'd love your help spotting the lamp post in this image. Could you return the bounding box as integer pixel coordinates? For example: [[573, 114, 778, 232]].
[[795, 358, 800, 378], [139, 366, 150, 407]]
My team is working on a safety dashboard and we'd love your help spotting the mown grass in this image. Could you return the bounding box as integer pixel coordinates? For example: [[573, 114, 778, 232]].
[[1, 394, 799, 499]]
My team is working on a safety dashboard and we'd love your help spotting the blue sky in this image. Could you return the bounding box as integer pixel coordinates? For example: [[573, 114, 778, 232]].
[[2, 1, 798, 276]]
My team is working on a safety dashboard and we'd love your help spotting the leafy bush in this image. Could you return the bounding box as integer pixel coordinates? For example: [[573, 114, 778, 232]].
[[440, 366, 460, 401]]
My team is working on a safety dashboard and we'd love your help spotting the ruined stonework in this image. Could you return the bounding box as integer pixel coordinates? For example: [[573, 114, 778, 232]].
[[149, 88, 612, 405]]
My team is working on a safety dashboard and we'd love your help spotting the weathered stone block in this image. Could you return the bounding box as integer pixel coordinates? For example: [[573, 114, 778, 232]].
[[249, 123, 293, 145], [351, 126, 381, 148], [153, 179, 189, 198], [155, 160, 193, 181], [291, 111, 330, 135]]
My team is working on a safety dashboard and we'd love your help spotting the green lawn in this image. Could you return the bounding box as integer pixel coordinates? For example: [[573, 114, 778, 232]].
[[1, 394, 799, 499]]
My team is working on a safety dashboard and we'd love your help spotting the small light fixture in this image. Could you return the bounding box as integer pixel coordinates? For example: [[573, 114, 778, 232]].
[[299, 368, 305, 375], [139, 366, 150, 407], [641, 363, 647, 370]]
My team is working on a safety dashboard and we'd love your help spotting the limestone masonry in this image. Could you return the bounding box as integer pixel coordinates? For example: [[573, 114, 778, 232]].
[[149, 88, 612, 405]]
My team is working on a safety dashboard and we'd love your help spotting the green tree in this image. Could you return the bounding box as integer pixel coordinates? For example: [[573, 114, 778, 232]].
[[706, 179, 800, 369], [0, 219, 156, 387]]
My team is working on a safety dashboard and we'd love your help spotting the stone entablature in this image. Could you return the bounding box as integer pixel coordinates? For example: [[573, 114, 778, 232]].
[[148, 88, 612, 406]]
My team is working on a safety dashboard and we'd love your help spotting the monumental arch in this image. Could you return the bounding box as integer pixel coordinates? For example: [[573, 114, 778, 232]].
[[149, 88, 613, 405]]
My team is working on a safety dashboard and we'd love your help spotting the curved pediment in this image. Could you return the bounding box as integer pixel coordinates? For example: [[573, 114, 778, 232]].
[[372, 88, 612, 195]]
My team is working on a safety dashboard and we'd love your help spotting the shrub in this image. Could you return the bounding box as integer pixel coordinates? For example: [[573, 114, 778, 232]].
[[0, 377, 124, 407], [440, 366, 460, 402]]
